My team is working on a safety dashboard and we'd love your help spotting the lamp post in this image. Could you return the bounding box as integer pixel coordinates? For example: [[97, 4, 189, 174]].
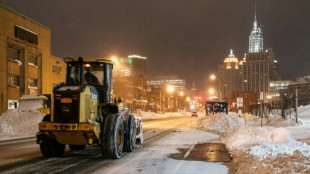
[[210, 74, 226, 100], [209, 88, 222, 100], [267, 95, 272, 115], [186, 97, 190, 111], [179, 91, 184, 111], [159, 85, 174, 113]]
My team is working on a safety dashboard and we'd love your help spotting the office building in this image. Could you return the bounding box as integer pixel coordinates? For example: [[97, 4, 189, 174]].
[[0, 4, 66, 114], [217, 49, 242, 99], [241, 12, 280, 96]]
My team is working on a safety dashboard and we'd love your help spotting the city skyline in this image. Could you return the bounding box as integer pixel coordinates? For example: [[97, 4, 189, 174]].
[[2, 0, 310, 91]]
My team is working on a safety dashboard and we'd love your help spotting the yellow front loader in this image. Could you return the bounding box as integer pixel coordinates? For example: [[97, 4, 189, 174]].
[[37, 57, 140, 159]]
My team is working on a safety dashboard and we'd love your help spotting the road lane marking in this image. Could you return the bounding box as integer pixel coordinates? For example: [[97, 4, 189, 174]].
[[0, 154, 41, 166], [183, 144, 195, 159]]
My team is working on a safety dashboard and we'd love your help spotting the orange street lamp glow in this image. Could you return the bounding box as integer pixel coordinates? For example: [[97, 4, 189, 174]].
[[111, 57, 117, 62], [210, 74, 216, 80], [209, 89, 215, 94], [167, 86, 174, 92], [267, 95, 272, 100]]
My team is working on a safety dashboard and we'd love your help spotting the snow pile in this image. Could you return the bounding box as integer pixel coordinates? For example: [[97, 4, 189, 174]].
[[194, 113, 245, 134], [296, 105, 310, 115], [0, 97, 45, 137], [221, 119, 310, 173], [0, 109, 44, 137], [140, 111, 189, 120], [194, 111, 310, 173], [212, 114, 245, 133]]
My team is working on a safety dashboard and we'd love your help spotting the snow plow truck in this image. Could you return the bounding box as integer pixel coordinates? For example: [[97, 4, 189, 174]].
[[36, 57, 142, 159]]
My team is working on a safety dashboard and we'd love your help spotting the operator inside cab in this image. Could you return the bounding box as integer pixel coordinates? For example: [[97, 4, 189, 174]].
[[84, 67, 100, 86]]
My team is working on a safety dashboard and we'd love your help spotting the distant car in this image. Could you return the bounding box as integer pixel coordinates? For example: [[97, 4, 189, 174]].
[[191, 111, 198, 117]]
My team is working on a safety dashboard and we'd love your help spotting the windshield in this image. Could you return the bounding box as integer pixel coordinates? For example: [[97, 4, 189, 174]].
[[66, 63, 81, 86], [66, 62, 105, 86], [84, 63, 104, 86]]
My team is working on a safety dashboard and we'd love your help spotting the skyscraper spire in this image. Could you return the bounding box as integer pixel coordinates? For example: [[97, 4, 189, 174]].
[[253, 0, 257, 30], [249, 0, 263, 53], [229, 49, 235, 57]]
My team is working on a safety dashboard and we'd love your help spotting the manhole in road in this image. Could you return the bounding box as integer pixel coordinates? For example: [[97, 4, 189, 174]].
[[170, 143, 232, 162]]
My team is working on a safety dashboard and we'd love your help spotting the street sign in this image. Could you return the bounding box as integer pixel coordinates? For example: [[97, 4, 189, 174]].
[[237, 97, 243, 107]]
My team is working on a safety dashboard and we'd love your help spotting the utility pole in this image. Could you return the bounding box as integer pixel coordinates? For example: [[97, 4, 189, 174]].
[[296, 88, 298, 123], [160, 89, 162, 113]]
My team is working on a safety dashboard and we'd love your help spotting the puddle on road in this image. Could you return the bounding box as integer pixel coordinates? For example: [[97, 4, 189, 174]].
[[169, 143, 232, 162]]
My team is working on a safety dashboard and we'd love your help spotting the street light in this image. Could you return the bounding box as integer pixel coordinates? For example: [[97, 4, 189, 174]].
[[184, 96, 190, 112], [167, 86, 174, 93], [180, 91, 184, 96], [210, 74, 226, 100], [210, 74, 216, 80], [186, 97, 190, 101], [266, 95, 272, 100], [209, 89, 214, 94], [111, 57, 117, 62], [160, 85, 174, 113], [209, 88, 222, 100]]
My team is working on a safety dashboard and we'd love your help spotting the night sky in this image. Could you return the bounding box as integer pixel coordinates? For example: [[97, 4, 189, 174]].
[[2, 0, 310, 91]]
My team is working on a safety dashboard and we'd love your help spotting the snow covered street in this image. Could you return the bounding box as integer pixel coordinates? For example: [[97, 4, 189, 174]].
[[1, 107, 310, 173]]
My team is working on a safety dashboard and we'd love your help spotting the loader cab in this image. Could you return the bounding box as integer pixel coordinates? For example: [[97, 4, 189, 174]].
[[66, 61, 83, 86], [64, 57, 113, 104]]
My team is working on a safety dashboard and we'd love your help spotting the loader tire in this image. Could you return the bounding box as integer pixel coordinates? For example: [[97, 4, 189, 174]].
[[125, 115, 136, 152], [69, 145, 86, 151], [40, 138, 65, 157], [100, 114, 111, 158], [105, 114, 124, 159]]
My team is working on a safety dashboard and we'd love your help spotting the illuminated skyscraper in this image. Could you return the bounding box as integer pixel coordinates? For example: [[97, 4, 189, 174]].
[[242, 10, 280, 95], [217, 49, 242, 99], [249, 8, 263, 53]]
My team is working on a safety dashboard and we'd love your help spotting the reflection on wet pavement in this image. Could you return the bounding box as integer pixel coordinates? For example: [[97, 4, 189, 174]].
[[170, 143, 232, 162]]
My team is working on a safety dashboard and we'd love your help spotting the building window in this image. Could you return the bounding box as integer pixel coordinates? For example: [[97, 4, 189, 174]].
[[15, 25, 38, 45], [28, 46, 41, 66], [52, 65, 62, 73], [8, 74, 19, 87], [28, 55, 38, 66], [7, 42, 24, 62], [28, 78, 38, 87]]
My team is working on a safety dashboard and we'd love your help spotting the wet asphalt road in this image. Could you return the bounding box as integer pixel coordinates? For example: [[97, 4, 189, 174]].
[[0, 115, 235, 174]]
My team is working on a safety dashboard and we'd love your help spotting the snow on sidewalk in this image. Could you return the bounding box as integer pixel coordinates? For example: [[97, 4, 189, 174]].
[[197, 110, 310, 173]]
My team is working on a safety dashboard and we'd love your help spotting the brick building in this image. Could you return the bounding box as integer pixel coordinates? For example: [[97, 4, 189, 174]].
[[229, 91, 258, 113]]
